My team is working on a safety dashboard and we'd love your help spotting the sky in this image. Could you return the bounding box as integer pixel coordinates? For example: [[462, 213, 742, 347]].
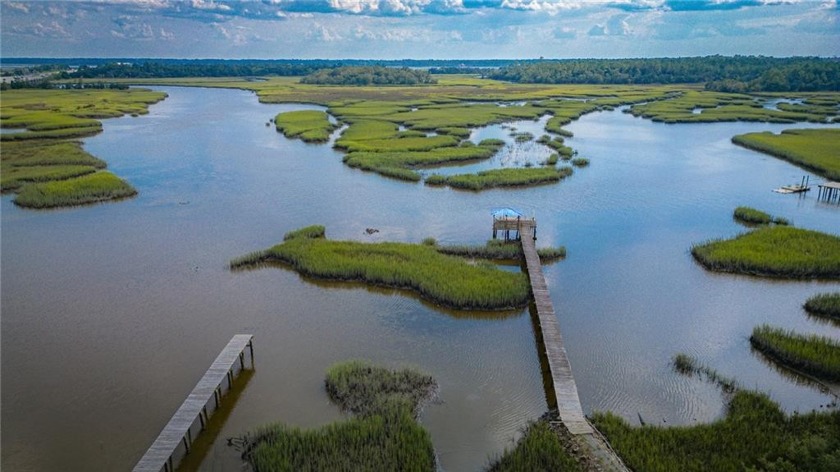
[[1, 0, 838, 59]]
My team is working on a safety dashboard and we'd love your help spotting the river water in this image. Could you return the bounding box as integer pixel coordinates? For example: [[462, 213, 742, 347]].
[[2, 86, 838, 471]]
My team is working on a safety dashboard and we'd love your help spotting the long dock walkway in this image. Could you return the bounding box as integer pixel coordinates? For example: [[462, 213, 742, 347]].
[[518, 220, 629, 471], [134, 334, 254, 472], [519, 223, 591, 435]]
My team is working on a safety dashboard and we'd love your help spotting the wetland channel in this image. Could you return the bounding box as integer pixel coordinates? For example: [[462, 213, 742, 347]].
[[2, 86, 839, 471]]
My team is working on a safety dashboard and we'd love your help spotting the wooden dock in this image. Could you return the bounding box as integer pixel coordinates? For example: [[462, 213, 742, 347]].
[[134, 335, 254, 472], [818, 181, 840, 203], [518, 220, 629, 471], [518, 221, 591, 435]]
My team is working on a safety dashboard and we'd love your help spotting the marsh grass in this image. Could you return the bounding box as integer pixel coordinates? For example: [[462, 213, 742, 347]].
[[672, 353, 737, 393], [592, 389, 840, 472], [13, 171, 137, 208], [430, 166, 573, 191], [733, 206, 789, 226], [343, 142, 501, 182], [437, 239, 566, 262], [804, 292, 840, 320], [691, 226, 840, 279], [240, 361, 437, 472], [732, 128, 840, 181], [0, 88, 165, 207], [486, 420, 583, 472], [230, 226, 530, 310], [750, 325, 840, 382], [570, 157, 589, 167], [274, 110, 337, 143], [628, 90, 834, 124]]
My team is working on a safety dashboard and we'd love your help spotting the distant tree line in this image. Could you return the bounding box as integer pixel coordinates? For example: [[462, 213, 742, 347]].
[[489, 56, 840, 92], [300, 66, 436, 86]]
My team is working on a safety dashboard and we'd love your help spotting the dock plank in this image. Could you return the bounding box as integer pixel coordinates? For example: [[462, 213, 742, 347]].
[[518, 224, 592, 435], [134, 334, 253, 472]]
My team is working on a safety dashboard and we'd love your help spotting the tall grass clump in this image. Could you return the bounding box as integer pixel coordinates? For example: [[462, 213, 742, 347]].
[[283, 224, 326, 241], [274, 110, 337, 143], [804, 292, 840, 320], [13, 172, 137, 209], [592, 389, 840, 472], [437, 239, 565, 262], [486, 420, 582, 472], [733, 206, 789, 226], [750, 324, 840, 381], [230, 226, 530, 310], [325, 361, 437, 418], [240, 361, 437, 472], [691, 226, 840, 279]]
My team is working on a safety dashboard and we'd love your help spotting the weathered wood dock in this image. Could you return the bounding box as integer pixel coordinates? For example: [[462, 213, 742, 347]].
[[134, 334, 254, 472], [518, 221, 591, 435], [818, 181, 840, 203], [518, 220, 629, 471]]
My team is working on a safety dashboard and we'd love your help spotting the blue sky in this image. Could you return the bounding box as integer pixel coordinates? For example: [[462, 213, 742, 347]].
[[1, 0, 838, 59]]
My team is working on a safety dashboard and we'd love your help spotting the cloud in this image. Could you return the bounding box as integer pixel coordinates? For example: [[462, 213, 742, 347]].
[[553, 26, 577, 38]]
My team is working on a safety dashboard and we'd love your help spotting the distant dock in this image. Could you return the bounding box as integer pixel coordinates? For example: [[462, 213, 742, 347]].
[[134, 335, 254, 472]]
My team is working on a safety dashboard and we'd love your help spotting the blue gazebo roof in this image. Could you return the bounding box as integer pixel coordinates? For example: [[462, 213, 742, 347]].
[[491, 207, 523, 219]]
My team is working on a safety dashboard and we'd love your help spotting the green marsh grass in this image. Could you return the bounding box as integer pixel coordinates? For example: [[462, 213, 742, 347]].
[[430, 166, 573, 191], [592, 389, 840, 472], [733, 206, 789, 226], [691, 226, 840, 279], [343, 142, 501, 182], [13, 171, 137, 209], [437, 239, 566, 262], [0, 88, 165, 207], [486, 420, 582, 472], [570, 157, 589, 167], [230, 226, 530, 310], [241, 361, 437, 472], [628, 90, 834, 124], [672, 353, 737, 393], [804, 292, 840, 320], [274, 110, 337, 143], [732, 128, 840, 181], [750, 325, 840, 382]]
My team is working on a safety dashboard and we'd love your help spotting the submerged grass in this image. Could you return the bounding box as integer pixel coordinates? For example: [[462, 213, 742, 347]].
[[691, 226, 840, 279], [804, 292, 840, 320], [750, 324, 840, 382], [274, 110, 337, 143], [733, 206, 789, 226], [230, 226, 530, 310], [732, 128, 840, 181], [241, 361, 437, 472], [13, 171, 137, 209]]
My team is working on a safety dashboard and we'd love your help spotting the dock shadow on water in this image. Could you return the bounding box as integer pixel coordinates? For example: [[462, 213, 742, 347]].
[[527, 300, 559, 411], [176, 368, 256, 472]]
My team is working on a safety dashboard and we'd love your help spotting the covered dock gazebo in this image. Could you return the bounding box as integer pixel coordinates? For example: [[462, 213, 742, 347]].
[[492, 207, 535, 241]]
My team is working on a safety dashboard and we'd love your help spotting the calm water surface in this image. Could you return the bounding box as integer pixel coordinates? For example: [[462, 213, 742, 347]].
[[2, 86, 838, 471]]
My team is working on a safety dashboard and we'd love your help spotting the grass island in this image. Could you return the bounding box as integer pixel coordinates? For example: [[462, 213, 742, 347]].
[[238, 361, 437, 471], [691, 225, 840, 280], [231, 225, 535, 311]]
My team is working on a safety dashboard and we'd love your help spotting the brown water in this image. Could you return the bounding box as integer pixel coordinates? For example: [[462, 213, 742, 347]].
[[2, 86, 838, 471]]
